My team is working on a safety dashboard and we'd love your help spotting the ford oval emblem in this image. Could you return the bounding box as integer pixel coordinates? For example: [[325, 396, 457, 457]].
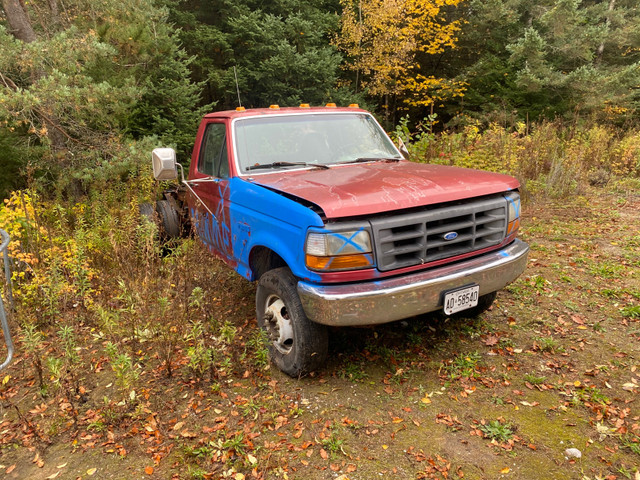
[[443, 231, 458, 241]]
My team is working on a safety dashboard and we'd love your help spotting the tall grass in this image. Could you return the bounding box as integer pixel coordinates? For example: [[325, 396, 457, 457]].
[[396, 118, 640, 197]]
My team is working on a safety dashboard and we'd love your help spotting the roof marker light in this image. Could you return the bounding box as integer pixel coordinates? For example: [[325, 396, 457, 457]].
[[236, 106, 246, 112], [269, 104, 280, 109], [325, 103, 337, 108], [299, 103, 310, 108], [348, 103, 359, 108]]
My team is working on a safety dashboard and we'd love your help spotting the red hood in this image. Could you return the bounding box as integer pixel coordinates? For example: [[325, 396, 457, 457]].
[[249, 161, 520, 219]]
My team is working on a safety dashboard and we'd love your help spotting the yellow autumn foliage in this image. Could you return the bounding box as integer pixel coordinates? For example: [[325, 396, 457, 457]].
[[336, 0, 466, 106], [0, 191, 98, 321]]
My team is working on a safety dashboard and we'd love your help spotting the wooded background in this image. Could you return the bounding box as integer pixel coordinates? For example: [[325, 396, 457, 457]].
[[1, 0, 639, 198]]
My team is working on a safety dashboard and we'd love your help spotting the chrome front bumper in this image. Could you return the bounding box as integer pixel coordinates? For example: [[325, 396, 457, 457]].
[[297, 239, 529, 326]]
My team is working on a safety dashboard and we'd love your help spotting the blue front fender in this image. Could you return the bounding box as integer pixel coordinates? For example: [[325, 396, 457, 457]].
[[227, 178, 324, 282]]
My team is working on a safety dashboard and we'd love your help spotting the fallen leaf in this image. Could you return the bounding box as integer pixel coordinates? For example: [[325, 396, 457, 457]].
[[33, 452, 44, 468], [46, 472, 61, 479], [173, 421, 184, 431], [87, 467, 97, 476], [56, 463, 67, 469], [320, 448, 328, 459], [484, 335, 498, 346], [501, 467, 510, 473], [247, 454, 257, 465], [6, 465, 16, 474], [421, 396, 431, 404], [382, 444, 388, 450], [144, 466, 154, 475]]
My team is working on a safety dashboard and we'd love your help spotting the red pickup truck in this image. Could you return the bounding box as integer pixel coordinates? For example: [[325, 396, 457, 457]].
[[151, 105, 529, 377]]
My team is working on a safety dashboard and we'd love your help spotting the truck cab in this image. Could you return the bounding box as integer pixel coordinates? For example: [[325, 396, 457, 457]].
[[151, 105, 529, 377]]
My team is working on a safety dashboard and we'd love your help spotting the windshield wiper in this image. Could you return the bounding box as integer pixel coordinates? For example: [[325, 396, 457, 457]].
[[246, 161, 330, 171], [339, 157, 402, 165]]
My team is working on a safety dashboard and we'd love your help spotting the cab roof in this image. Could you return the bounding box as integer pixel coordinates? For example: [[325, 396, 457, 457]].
[[203, 105, 367, 120]]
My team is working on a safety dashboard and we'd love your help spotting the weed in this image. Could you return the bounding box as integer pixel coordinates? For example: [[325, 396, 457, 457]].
[[105, 342, 139, 403], [185, 321, 217, 382], [320, 431, 346, 457], [534, 336, 564, 353], [221, 433, 246, 456], [524, 374, 546, 385], [246, 329, 270, 370], [589, 262, 625, 279], [498, 337, 515, 349], [339, 360, 368, 381], [21, 323, 46, 393], [183, 444, 214, 459], [447, 352, 481, 379], [240, 399, 261, 419], [621, 434, 640, 456], [532, 275, 548, 292], [187, 287, 205, 310], [621, 305, 640, 319], [479, 420, 514, 442], [572, 386, 610, 406]]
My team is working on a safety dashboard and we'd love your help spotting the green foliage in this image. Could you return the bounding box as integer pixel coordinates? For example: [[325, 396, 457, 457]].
[[105, 341, 140, 402], [0, 0, 205, 193], [451, 0, 640, 123], [447, 352, 481, 379], [479, 420, 514, 442], [167, 0, 354, 109]]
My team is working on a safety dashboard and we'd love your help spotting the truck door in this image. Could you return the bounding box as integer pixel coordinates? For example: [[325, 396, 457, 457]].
[[189, 122, 234, 262]]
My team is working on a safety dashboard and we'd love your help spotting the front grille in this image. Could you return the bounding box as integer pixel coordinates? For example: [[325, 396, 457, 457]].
[[371, 195, 507, 271]]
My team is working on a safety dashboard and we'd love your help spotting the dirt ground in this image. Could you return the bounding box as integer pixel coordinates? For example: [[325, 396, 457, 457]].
[[1, 186, 639, 480]]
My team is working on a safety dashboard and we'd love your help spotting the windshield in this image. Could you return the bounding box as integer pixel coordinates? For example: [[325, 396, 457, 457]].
[[233, 113, 401, 174]]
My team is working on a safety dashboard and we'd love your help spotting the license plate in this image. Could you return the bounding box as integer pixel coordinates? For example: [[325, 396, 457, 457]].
[[443, 285, 480, 315]]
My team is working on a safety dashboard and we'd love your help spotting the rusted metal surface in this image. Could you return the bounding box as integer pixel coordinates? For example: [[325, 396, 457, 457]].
[[250, 162, 520, 219], [0, 230, 14, 372], [297, 239, 529, 327]]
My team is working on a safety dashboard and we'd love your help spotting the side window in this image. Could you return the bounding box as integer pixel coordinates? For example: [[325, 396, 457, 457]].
[[198, 123, 229, 178]]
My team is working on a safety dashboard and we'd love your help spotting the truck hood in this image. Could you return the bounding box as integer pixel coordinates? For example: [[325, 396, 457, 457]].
[[249, 161, 520, 219]]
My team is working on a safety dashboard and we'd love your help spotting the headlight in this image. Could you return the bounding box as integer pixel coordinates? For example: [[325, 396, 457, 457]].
[[305, 228, 374, 271], [505, 192, 521, 237]]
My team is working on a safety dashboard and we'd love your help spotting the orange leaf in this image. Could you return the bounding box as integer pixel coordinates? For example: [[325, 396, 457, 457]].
[[145, 466, 154, 475]]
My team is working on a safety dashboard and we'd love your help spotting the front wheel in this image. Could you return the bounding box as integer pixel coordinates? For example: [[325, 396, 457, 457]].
[[256, 268, 328, 377]]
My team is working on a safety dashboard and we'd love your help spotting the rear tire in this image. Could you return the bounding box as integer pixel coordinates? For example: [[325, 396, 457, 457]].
[[256, 268, 328, 377], [156, 199, 181, 239]]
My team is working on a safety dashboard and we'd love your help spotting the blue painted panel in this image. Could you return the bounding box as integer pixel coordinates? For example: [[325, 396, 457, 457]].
[[225, 178, 325, 282]]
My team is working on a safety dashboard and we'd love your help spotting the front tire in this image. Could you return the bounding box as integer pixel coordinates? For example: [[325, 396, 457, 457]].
[[256, 268, 328, 377]]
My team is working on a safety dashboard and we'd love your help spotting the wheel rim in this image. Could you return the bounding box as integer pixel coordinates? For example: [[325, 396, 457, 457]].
[[264, 294, 294, 355]]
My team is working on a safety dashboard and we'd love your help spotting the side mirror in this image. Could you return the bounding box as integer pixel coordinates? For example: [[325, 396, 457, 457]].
[[152, 148, 178, 180], [398, 138, 410, 160]]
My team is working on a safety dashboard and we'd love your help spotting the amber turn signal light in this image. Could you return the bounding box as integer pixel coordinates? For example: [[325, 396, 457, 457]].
[[306, 254, 373, 271]]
